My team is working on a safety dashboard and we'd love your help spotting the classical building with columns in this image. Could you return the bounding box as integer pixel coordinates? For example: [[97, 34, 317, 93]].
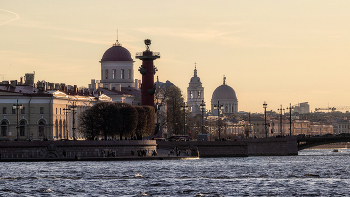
[[0, 75, 111, 141], [211, 76, 238, 116], [187, 64, 205, 116]]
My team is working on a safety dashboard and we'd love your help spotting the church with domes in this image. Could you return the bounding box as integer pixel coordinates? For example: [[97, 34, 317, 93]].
[[211, 76, 238, 116]]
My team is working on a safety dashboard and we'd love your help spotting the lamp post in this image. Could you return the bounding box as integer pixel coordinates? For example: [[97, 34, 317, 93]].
[[13, 99, 23, 141], [286, 103, 294, 136], [263, 101, 268, 138], [277, 105, 285, 136], [63, 105, 70, 140], [71, 101, 77, 140], [200, 100, 206, 134], [180, 102, 188, 136], [214, 101, 223, 140]]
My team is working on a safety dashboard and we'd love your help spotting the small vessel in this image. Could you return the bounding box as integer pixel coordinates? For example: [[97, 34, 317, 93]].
[[332, 149, 338, 152]]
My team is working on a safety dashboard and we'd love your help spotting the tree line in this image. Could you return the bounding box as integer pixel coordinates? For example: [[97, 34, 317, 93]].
[[79, 102, 155, 140]]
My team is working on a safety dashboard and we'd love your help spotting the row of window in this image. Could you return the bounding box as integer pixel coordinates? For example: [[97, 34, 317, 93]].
[[2, 107, 45, 114], [105, 69, 132, 80], [0, 120, 45, 137]]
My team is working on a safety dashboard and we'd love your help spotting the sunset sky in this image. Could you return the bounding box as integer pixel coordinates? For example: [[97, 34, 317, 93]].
[[1, 1, 350, 113]]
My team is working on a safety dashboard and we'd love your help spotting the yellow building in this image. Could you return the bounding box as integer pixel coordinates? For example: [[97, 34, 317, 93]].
[[0, 83, 111, 141]]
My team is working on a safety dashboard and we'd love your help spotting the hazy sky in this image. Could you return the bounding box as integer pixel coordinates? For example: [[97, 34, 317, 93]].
[[1, 1, 350, 113]]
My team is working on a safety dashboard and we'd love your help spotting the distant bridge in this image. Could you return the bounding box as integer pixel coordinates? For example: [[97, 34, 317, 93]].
[[297, 135, 350, 150]]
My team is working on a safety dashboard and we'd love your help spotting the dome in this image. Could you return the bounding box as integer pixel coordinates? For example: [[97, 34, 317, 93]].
[[101, 44, 133, 62], [211, 84, 237, 101]]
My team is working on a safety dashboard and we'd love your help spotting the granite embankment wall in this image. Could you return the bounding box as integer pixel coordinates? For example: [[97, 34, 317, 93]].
[[0, 140, 157, 160], [157, 136, 298, 157]]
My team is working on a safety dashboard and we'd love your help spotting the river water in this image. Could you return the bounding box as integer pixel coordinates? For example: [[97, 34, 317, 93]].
[[1, 149, 350, 196]]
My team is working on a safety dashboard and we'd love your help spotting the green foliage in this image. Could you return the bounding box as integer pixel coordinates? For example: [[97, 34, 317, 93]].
[[164, 85, 186, 136], [135, 106, 147, 139], [79, 102, 156, 140], [114, 102, 138, 140], [143, 106, 155, 137], [79, 106, 100, 140]]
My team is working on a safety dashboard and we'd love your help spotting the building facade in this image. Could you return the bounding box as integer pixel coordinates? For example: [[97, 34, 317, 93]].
[[187, 64, 205, 116], [0, 80, 111, 141]]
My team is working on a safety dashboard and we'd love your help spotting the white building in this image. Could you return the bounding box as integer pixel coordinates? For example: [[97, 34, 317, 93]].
[[89, 40, 141, 104]]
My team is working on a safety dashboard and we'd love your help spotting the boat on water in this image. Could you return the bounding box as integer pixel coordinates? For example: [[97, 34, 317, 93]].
[[332, 149, 338, 152]]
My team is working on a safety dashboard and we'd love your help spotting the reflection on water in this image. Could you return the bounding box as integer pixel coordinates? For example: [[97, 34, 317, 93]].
[[1, 149, 350, 196]]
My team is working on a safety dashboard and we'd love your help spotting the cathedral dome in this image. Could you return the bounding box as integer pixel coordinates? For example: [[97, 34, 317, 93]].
[[211, 84, 237, 101], [101, 43, 133, 62]]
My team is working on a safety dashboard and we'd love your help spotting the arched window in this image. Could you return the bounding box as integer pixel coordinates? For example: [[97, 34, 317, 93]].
[[59, 120, 63, 139], [20, 120, 26, 136], [1, 121, 8, 136], [225, 106, 228, 113], [63, 120, 66, 139], [55, 119, 58, 139], [38, 121, 45, 137]]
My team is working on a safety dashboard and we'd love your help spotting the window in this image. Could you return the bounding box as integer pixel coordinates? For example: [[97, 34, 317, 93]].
[[38, 121, 45, 137], [12, 108, 15, 114], [190, 91, 192, 99], [55, 120, 58, 139], [113, 69, 116, 79], [56, 108, 57, 114], [60, 108, 61, 114], [20, 120, 26, 136], [40, 107, 44, 114], [128, 69, 131, 79], [2, 107, 6, 114], [121, 69, 124, 79], [198, 91, 201, 98], [1, 121, 7, 136], [21, 107, 25, 114], [59, 120, 63, 139], [105, 69, 108, 79]]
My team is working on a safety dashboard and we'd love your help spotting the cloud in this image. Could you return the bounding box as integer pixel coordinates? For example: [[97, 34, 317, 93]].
[[0, 9, 20, 27], [135, 27, 236, 42]]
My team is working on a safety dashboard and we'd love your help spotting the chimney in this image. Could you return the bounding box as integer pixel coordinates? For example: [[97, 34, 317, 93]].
[[10, 80, 17, 87], [74, 85, 77, 93]]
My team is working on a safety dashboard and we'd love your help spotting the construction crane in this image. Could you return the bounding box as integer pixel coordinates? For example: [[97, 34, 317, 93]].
[[315, 106, 350, 112]]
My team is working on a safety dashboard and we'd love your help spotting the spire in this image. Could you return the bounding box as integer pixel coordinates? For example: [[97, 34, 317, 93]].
[[223, 75, 226, 85], [194, 62, 197, 77], [113, 29, 121, 46]]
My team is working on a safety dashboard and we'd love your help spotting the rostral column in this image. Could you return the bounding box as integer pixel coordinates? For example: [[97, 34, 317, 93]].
[[136, 39, 160, 106]]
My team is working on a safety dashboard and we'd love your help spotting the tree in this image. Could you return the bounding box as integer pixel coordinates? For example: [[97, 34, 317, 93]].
[[135, 106, 147, 140], [143, 106, 155, 137], [114, 102, 138, 140], [164, 85, 186, 136], [79, 106, 100, 140]]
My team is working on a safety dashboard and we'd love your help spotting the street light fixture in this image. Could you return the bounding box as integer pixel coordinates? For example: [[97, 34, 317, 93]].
[[180, 102, 188, 136], [214, 101, 223, 140], [200, 100, 206, 134], [13, 99, 23, 141], [63, 105, 70, 140], [277, 105, 285, 136], [263, 101, 268, 138], [63, 101, 77, 140], [286, 103, 294, 136]]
